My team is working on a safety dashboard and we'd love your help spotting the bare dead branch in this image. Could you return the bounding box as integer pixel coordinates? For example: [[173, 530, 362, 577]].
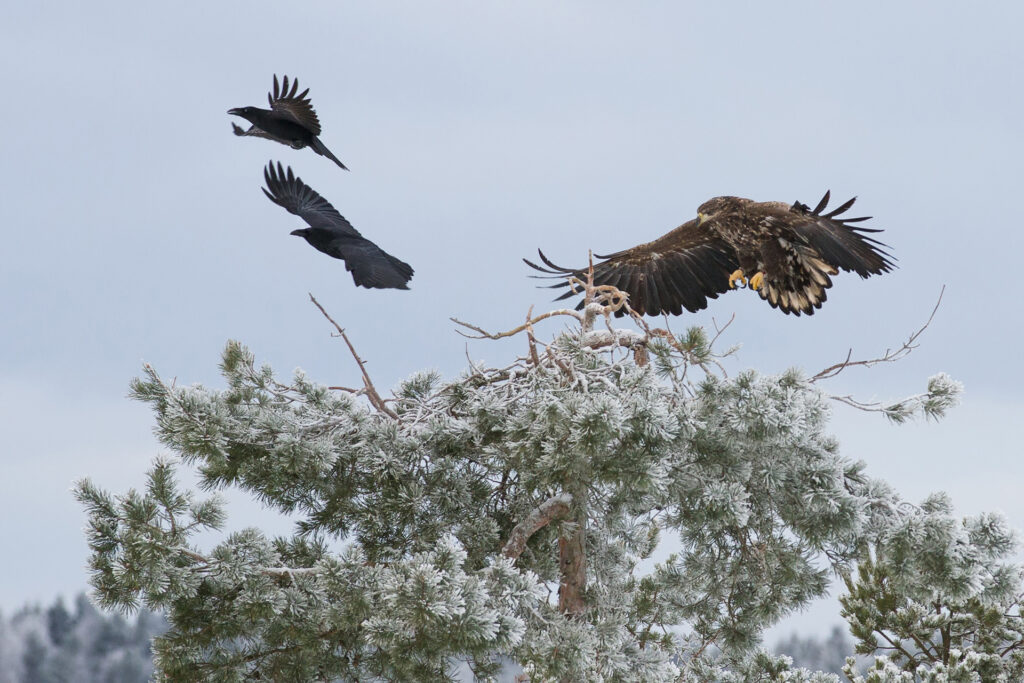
[[709, 312, 736, 349], [453, 260, 735, 390], [454, 252, 635, 346], [524, 305, 542, 366], [451, 308, 584, 340], [811, 286, 945, 383], [326, 385, 361, 394], [501, 493, 573, 561], [463, 342, 482, 377], [309, 293, 398, 419]]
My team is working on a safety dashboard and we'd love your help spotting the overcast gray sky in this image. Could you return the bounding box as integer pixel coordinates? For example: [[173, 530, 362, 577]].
[[2, 1, 1022, 639]]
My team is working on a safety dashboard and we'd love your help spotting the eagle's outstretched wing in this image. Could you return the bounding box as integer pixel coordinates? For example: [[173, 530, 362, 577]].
[[787, 191, 895, 278], [740, 192, 895, 315], [525, 219, 739, 317], [528, 190, 895, 317]]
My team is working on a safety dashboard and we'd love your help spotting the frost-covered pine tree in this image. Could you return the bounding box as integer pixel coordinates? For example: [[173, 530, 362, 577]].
[[77, 281, 975, 682], [839, 494, 1024, 682]]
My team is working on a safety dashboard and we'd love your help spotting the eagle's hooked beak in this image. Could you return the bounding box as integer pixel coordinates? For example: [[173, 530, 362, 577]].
[[696, 212, 708, 227]]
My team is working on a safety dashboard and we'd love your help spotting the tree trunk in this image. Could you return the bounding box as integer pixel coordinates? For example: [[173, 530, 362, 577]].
[[557, 512, 586, 617]]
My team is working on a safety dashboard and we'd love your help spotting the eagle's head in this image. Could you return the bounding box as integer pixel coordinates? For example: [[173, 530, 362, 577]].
[[696, 196, 751, 225], [697, 196, 748, 215]]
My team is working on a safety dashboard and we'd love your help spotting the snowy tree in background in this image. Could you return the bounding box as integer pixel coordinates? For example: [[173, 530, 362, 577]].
[[76, 283, 970, 681], [840, 494, 1024, 681]]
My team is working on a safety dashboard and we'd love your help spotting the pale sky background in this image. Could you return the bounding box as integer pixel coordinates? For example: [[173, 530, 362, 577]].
[[2, 0, 1023, 643]]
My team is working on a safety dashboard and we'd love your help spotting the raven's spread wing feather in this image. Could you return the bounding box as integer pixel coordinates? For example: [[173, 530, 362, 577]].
[[328, 240, 415, 289], [261, 162, 413, 290], [788, 191, 895, 278], [232, 122, 276, 140], [525, 219, 739, 317], [267, 74, 322, 135], [262, 161, 361, 237]]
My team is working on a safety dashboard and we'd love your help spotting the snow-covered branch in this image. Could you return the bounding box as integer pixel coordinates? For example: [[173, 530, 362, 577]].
[[502, 493, 573, 561], [825, 372, 962, 423]]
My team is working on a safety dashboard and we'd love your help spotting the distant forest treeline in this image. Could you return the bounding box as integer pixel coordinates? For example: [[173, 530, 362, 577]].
[[775, 625, 856, 675], [0, 594, 166, 683]]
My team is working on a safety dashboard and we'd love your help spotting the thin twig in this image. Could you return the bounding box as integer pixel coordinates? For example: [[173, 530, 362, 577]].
[[826, 394, 888, 413], [708, 313, 736, 349], [825, 392, 922, 415], [463, 343, 482, 377], [811, 286, 945, 383], [309, 293, 398, 419]]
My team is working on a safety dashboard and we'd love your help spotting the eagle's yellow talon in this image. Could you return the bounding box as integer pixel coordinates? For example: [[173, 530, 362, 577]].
[[729, 269, 747, 289], [749, 272, 765, 290]]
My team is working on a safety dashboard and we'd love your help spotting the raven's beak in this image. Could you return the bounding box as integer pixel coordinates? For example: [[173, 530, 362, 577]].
[[289, 229, 304, 237], [227, 108, 242, 116]]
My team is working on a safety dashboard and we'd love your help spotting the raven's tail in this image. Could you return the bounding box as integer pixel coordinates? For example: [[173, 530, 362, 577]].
[[310, 137, 349, 171]]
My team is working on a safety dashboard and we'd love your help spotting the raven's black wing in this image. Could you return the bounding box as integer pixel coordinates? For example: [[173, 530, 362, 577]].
[[267, 74, 322, 135], [262, 161, 361, 237], [261, 162, 413, 289], [232, 122, 276, 140]]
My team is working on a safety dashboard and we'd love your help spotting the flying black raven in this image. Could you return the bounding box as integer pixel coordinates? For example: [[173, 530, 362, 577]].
[[229, 75, 348, 170], [527, 191, 894, 316], [262, 162, 413, 290]]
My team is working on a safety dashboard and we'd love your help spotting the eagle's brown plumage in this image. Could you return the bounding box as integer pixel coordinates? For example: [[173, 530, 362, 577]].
[[525, 191, 894, 316]]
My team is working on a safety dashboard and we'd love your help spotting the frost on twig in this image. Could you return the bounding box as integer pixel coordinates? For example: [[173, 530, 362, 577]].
[[827, 372, 963, 423]]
